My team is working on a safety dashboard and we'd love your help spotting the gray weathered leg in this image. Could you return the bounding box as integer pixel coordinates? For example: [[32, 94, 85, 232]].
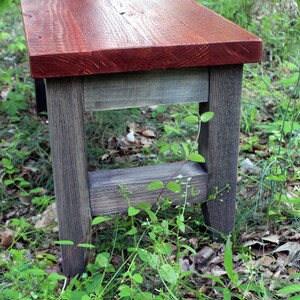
[[199, 65, 243, 238], [46, 77, 91, 276]]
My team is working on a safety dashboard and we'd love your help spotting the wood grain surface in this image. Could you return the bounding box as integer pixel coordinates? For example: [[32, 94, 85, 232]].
[[21, 0, 262, 78], [199, 65, 243, 238], [46, 77, 91, 276], [84, 68, 208, 111], [89, 162, 208, 216]]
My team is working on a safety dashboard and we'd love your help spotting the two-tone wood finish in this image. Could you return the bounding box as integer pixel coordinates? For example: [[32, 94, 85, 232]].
[[21, 0, 262, 78], [21, 0, 263, 276]]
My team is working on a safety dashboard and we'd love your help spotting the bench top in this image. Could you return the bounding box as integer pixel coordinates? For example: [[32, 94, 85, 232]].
[[21, 0, 262, 78]]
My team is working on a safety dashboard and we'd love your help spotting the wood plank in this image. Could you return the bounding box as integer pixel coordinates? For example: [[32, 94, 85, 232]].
[[199, 65, 243, 238], [21, 0, 262, 78], [46, 77, 91, 276], [89, 162, 207, 216], [84, 68, 208, 111]]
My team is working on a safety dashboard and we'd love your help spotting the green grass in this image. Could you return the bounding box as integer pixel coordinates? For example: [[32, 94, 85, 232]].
[[0, 0, 300, 299]]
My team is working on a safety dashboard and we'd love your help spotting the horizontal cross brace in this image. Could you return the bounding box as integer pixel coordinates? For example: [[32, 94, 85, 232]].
[[84, 67, 208, 111], [88, 161, 208, 216]]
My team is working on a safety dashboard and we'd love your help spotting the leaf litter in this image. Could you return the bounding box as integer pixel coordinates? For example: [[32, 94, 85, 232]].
[[101, 121, 158, 164], [176, 224, 300, 298]]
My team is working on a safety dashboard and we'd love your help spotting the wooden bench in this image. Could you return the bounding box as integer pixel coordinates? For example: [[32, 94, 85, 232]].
[[21, 0, 262, 276]]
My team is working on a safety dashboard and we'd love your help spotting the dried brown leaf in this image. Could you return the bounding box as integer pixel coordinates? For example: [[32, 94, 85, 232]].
[[18, 195, 31, 205], [262, 235, 280, 244], [35, 202, 57, 229], [273, 242, 300, 259], [140, 137, 153, 148], [243, 240, 265, 247], [0, 230, 14, 248], [257, 255, 276, 266], [126, 131, 135, 143], [180, 258, 192, 272], [141, 129, 156, 138], [189, 237, 199, 249], [197, 246, 215, 262], [211, 266, 227, 277]]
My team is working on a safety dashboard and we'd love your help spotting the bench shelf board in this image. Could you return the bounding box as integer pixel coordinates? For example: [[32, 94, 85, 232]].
[[89, 161, 208, 216], [84, 67, 208, 111], [21, 0, 262, 78]]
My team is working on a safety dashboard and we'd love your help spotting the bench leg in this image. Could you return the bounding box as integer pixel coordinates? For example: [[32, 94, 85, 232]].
[[199, 65, 243, 238], [34, 79, 47, 115], [46, 77, 91, 276]]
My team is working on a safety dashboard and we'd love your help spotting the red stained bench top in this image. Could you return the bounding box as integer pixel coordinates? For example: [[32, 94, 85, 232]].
[[21, 0, 262, 78]]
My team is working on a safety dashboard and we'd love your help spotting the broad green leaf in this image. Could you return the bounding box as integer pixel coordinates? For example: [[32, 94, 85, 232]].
[[1, 158, 12, 168], [224, 236, 233, 280], [4, 179, 14, 185], [128, 206, 140, 216], [29, 188, 43, 194], [96, 253, 109, 268], [137, 249, 150, 263], [176, 214, 185, 233], [156, 242, 173, 256], [126, 226, 137, 235], [146, 210, 158, 222], [189, 152, 205, 163], [161, 220, 169, 235], [118, 285, 131, 297], [147, 180, 163, 191], [200, 274, 225, 287], [48, 273, 66, 280], [159, 264, 178, 285], [127, 247, 138, 252], [181, 142, 189, 158], [137, 202, 152, 211], [170, 143, 180, 155], [148, 253, 159, 269], [2, 289, 20, 299], [181, 244, 197, 254], [18, 180, 31, 188], [55, 240, 74, 245], [92, 216, 112, 226], [149, 231, 156, 241], [134, 292, 155, 300], [77, 243, 95, 249], [184, 115, 199, 124], [166, 181, 182, 193], [200, 111, 214, 122], [159, 143, 170, 153], [277, 284, 300, 294], [132, 273, 143, 284], [224, 236, 238, 285], [284, 198, 300, 205], [286, 296, 300, 300], [164, 124, 180, 134], [223, 287, 232, 300], [23, 268, 46, 276]]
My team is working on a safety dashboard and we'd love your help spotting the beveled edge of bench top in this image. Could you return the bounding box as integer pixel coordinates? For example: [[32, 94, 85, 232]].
[[21, 0, 262, 78]]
